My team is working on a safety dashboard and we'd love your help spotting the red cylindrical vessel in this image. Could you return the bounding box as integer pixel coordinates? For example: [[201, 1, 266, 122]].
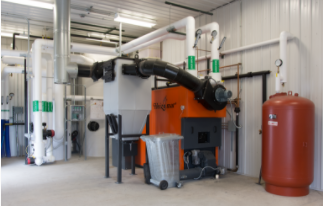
[[262, 91, 314, 196]]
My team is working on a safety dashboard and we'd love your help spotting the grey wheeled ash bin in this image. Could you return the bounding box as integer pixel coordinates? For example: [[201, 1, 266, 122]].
[[141, 134, 183, 190]]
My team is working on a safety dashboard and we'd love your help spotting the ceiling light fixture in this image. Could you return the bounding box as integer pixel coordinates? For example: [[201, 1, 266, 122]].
[[114, 13, 156, 28], [1, 32, 27, 39], [1, 0, 54, 10]]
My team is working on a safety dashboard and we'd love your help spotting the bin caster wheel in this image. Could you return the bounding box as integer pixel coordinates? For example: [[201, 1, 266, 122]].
[[143, 163, 151, 185], [159, 180, 168, 190], [176, 182, 182, 188]]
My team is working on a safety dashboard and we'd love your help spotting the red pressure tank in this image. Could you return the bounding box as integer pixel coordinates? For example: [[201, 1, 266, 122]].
[[262, 91, 314, 196]]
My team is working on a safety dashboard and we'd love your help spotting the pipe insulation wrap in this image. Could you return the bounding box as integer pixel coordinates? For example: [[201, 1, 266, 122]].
[[32, 41, 44, 166], [46, 56, 55, 161], [2, 53, 94, 67], [279, 31, 293, 83], [198, 22, 221, 81], [119, 16, 194, 52], [123, 33, 186, 54]]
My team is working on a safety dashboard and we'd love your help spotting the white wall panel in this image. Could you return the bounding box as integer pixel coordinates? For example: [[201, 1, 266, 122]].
[[1, 37, 31, 157], [162, 0, 323, 191], [321, 0, 323, 192]]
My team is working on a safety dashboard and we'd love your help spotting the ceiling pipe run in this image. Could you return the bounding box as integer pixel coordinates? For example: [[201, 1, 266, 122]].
[[119, 16, 196, 76], [1, 66, 25, 80], [66, 95, 103, 101], [1, 54, 94, 67], [123, 33, 186, 54], [221, 31, 293, 56], [1, 49, 27, 57]]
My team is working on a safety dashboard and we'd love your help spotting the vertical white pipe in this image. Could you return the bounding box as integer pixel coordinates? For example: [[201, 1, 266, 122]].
[[46, 56, 55, 161], [47, 57, 53, 129], [275, 73, 281, 93], [186, 16, 196, 77], [32, 40, 44, 166], [53, 85, 64, 141], [199, 22, 221, 81], [42, 93, 48, 125], [211, 23, 221, 82], [42, 58, 48, 126], [198, 22, 221, 82], [279, 31, 292, 83]]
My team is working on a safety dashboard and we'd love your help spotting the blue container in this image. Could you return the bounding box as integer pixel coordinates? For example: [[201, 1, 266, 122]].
[[1, 120, 5, 157], [5, 120, 11, 157]]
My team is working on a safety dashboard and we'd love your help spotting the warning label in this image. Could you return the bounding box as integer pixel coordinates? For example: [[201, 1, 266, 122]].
[[268, 121, 278, 126]]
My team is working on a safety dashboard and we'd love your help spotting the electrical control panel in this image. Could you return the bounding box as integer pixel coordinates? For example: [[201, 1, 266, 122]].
[[69, 105, 84, 121]]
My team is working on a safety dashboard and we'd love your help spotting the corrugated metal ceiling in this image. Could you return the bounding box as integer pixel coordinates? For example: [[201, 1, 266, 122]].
[[1, 0, 233, 44]]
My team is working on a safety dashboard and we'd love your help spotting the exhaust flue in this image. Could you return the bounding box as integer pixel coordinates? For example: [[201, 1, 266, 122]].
[[54, 0, 77, 84]]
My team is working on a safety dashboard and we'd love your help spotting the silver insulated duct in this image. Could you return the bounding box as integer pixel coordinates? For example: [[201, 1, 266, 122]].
[[54, 0, 77, 84]]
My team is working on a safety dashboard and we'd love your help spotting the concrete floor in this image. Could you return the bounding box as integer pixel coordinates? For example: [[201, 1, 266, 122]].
[[1, 156, 323, 206]]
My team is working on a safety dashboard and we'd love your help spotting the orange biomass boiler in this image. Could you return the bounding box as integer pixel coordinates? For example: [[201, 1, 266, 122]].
[[136, 85, 227, 170]]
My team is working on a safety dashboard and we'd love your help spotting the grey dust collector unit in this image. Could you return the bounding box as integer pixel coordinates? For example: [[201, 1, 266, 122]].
[[102, 58, 151, 169]]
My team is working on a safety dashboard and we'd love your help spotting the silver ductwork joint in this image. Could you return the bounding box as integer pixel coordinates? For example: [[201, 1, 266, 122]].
[[54, 0, 78, 84]]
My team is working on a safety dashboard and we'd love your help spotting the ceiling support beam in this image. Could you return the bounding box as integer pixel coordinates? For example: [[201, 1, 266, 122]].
[[71, 27, 138, 39], [71, 21, 125, 32], [165, 1, 213, 16]]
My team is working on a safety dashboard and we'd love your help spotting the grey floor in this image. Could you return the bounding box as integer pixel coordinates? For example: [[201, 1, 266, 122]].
[[2, 156, 323, 206]]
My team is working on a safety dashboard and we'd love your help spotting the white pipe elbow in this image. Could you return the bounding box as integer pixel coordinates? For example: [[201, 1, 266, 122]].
[[199, 22, 219, 34]]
